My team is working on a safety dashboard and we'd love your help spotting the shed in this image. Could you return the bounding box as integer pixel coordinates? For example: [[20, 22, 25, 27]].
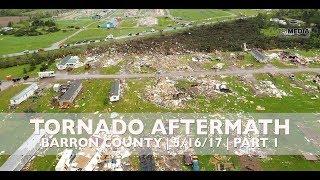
[[58, 80, 82, 108], [109, 81, 121, 102], [10, 83, 38, 106]]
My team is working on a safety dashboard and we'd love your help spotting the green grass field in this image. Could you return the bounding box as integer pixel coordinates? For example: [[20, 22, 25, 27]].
[[261, 156, 320, 171], [0, 155, 9, 166], [169, 9, 234, 22], [56, 19, 96, 29], [27, 155, 58, 171], [0, 30, 76, 55]]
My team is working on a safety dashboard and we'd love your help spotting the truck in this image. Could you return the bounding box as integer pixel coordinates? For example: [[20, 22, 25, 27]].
[[38, 71, 55, 79]]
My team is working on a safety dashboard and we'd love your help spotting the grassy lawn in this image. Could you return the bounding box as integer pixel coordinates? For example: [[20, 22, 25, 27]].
[[261, 156, 320, 171], [56, 19, 95, 29], [100, 65, 121, 74], [0, 84, 28, 112], [27, 155, 57, 171], [0, 30, 76, 55], [157, 17, 176, 28], [270, 59, 298, 68], [0, 155, 9, 166], [290, 49, 320, 57], [228, 9, 261, 16], [169, 9, 233, 22], [119, 18, 137, 28]]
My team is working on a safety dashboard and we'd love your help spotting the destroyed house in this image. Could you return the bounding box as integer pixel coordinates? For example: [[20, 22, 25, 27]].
[[57, 56, 81, 70], [109, 81, 121, 102], [58, 80, 82, 108], [250, 49, 268, 63], [10, 83, 38, 106]]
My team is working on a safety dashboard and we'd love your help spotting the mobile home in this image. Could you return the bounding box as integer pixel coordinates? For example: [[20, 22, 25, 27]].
[[10, 83, 38, 106], [109, 81, 121, 102]]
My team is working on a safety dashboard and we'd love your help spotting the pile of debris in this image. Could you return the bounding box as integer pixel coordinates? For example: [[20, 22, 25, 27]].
[[138, 17, 158, 27], [254, 81, 288, 98], [144, 78, 192, 108], [191, 54, 213, 62], [189, 79, 231, 98], [279, 51, 310, 65]]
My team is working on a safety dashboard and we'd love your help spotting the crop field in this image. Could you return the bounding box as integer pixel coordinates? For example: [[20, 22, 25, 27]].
[[0, 30, 76, 55]]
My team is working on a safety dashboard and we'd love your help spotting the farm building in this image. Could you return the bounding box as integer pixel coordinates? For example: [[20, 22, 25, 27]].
[[55, 149, 75, 171], [99, 19, 117, 29], [56, 56, 82, 70], [0, 129, 47, 171], [10, 83, 38, 106], [250, 49, 269, 63], [109, 81, 121, 102], [58, 80, 82, 108]]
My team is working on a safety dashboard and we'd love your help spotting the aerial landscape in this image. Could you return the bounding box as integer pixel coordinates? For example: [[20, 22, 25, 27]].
[[0, 9, 320, 171]]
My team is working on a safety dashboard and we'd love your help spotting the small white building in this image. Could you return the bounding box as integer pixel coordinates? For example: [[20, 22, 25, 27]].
[[53, 84, 61, 92], [10, 83, 38, 106], [55, 149, 74, 171], [38, 71, 55, 78], [109, 81, 121, 102], [56, 56, 82, 70]]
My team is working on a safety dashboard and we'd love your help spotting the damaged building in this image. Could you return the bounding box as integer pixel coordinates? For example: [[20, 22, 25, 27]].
[[56, 80, 83, 108], [250, 49, 269, 63]]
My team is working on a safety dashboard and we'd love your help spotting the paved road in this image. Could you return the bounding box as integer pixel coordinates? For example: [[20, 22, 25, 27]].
[[54, 67, 320, 80]]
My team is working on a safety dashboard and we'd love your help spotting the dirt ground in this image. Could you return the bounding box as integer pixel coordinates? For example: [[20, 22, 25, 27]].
[[0, 16, 29, 26], [239, 155, 262, 171]]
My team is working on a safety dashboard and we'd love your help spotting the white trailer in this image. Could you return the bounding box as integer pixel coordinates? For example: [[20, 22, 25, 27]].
[[38, 71, 55, 78], [10, 83, 38, 106]]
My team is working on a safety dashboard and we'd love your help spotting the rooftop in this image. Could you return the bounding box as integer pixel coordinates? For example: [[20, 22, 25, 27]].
[[59, 56, 79, 66], [59, 80, 82, 102], [110, 81, 120, 96], [11, 83, 38, 101]]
